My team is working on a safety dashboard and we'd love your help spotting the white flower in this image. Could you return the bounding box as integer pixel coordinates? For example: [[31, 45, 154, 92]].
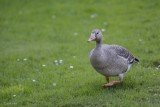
[[17, 59, 20, 62], [23, 58, 27, 61], [90, 14, 97, 19], [54, 60, 58, 65], [101, 28, 106, 32], [59, 60, 63, 64], [54, 60, 58, 63], [139, 39, 142, 42], [70, 66, 74, 69], [53, 83, 56, 86], [13, 95, 16, 97], [74, 32, 78, 36], [42, 64, 46, 67], [73, 56, 76, 58], [32, 80, 36, 82]]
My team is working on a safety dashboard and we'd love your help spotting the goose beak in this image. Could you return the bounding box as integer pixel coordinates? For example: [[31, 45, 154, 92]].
[[88, 34, 96, 42]]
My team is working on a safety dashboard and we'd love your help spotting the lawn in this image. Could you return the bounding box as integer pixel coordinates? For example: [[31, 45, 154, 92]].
[[0, 0, 160, 106]]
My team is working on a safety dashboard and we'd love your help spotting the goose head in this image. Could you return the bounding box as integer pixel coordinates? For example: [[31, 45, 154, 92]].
[[88, 29, 103, 43]]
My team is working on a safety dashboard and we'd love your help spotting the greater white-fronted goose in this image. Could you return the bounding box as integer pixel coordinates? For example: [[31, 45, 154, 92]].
[[88, 29, 139, 87]]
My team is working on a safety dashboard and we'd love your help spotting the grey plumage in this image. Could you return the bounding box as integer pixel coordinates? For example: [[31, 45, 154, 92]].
[[88, 29, 139, 85]]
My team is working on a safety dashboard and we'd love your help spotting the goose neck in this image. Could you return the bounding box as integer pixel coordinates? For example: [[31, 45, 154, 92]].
[[96, 42, 102, 49]]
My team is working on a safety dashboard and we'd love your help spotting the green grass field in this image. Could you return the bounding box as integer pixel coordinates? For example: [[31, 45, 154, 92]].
[[0, 0, 160, 106]]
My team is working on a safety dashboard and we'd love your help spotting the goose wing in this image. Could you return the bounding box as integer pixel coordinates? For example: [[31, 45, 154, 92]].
[[109, 45, 139, 64]]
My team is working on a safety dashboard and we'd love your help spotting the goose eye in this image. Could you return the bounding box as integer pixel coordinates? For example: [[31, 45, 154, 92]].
[[96, 32, 99, 34]]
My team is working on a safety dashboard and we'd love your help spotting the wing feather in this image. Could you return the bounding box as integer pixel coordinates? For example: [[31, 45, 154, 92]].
[[108, 45, 139, 64]]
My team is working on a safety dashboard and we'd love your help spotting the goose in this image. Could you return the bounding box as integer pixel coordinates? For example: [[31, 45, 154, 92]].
[[88, 29, 139, 87]]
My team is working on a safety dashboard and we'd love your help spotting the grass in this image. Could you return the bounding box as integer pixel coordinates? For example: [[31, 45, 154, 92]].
[[0, 0, 160, 106]]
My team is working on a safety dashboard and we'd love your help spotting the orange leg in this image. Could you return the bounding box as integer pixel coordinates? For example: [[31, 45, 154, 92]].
[[103, 74, 123, 88], [103, 80, 122, 88]]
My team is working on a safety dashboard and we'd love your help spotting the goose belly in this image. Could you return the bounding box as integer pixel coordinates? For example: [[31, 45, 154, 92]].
[[91, 58, 128, 76], [93, 65, 120, 76]]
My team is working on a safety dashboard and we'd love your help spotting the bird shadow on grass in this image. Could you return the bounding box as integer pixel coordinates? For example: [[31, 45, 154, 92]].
[[87, 79, 136, 92]]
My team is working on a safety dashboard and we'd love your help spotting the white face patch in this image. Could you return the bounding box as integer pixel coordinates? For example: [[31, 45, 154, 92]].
[[91, 33, 96, 37], [88, 33, 96, 42], [92, 33, 97, 39], [88, 30, 102, 42]]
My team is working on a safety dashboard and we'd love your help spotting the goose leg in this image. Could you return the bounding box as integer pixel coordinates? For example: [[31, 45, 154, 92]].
[[105, 76, 109, 83], [103, 76, 113, 87], [103, 74, 123, 88]]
